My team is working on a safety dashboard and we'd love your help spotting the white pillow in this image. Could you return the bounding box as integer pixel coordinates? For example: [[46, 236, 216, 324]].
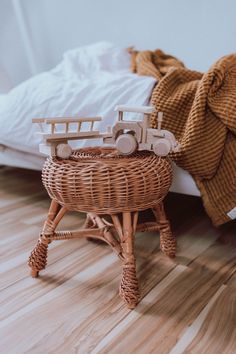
[[0, 42, 156, 154]]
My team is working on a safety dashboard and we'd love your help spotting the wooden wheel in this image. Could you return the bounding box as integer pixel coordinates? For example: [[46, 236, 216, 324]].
[[116, 134, 138, 155]]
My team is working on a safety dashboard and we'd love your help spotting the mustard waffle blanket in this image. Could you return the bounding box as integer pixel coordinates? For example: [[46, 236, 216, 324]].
[[129, 48, 236, 225]]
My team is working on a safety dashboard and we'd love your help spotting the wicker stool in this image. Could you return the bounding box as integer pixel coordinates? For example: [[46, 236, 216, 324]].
[[28, 147, 176, 309]]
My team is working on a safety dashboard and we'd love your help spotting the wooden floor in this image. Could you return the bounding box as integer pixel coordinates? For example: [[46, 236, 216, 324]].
[[0, 166, 235, 354]]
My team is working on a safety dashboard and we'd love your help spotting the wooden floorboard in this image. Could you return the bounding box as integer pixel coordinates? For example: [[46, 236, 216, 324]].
[[0, 167, 235, 354]]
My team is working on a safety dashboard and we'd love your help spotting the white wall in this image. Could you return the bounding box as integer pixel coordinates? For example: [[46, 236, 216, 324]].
[[1, 0, 236, 89]]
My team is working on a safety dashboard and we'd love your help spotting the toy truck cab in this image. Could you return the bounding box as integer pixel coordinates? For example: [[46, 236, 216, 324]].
[[103, 105, 180, 156]]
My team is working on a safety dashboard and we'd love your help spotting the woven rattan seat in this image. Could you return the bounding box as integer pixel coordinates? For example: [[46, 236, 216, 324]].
[[28, 147, 176, 309], [42, 147, 172, 213]]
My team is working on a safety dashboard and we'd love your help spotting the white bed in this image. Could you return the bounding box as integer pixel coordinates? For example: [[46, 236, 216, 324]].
[[0, 42, 200, 197], [0, 145, 44, 171]]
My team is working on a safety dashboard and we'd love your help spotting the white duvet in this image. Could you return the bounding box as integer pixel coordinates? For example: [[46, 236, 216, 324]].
[[0, 42, 156, 156]]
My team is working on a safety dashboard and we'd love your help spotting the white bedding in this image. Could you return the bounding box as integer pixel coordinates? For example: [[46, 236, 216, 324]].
[[0, 41, 200, 196], [0, 42, 156, 155], [0, 145, 45, 170]]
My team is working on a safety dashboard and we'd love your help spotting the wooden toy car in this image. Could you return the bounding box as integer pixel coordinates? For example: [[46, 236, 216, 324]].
[[33, 105, 180, 159], [103, 105, 180, 156]]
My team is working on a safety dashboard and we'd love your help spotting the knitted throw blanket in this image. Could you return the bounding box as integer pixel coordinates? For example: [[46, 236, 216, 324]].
[[129, 48, 236, 226]]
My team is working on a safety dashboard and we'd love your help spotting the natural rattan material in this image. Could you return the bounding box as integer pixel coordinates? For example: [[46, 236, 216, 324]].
[[28, 147, 176, 309], [42, 147, 172, 214]]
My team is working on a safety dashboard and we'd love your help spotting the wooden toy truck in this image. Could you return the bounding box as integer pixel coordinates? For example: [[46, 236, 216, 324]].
[[33, 105, 180, 158]]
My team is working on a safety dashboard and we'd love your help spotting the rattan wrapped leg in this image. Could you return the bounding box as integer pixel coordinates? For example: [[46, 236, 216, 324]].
[[28, 236, 50, 277], [28, 199, 67, 277], [152, 202, 176, 258], [119, 212, 140, 309]]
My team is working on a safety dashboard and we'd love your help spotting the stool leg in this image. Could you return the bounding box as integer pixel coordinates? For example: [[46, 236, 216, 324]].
[[119, 212, 140, 309], [28, 199, 67, 277], [152, 202, 176, 258], [28, 237, 50, 278]]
